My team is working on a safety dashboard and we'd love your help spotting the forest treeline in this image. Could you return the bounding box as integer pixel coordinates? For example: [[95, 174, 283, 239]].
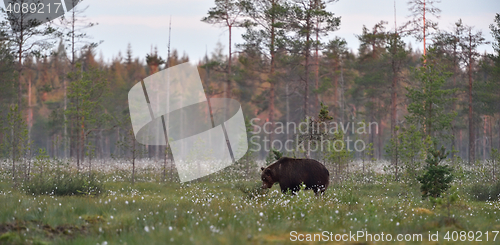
[[0, 0, 499, 176]]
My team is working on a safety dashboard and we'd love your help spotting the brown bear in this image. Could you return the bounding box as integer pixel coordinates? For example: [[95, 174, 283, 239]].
[[260, 157, 329, 195]]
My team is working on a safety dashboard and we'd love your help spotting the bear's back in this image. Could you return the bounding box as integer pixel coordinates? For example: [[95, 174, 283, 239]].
[[273, 157, 328, 176]]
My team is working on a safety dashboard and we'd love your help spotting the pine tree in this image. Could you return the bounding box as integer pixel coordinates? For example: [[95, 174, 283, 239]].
[[417, 145, 453, 198], [385, 32, 409, 166], [353, 21, 388, 159], [323, 37, 348, 120], [488, 14, 500, 152], [432, 19, 465, 162], [459, 25, 488, 164], [406, 50, 457, 140], [202, 0, 247, 99], [66, 63, 108, 172], [406, 0, 441, 57], [287, 0, 340, 117], [241, 0, 289, 149]]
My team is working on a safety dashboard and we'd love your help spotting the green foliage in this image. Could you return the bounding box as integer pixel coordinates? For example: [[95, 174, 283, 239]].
[[492, 149, 500, 180], [0, 232, 21, 244], [234, 117, 258, 179], [1, 105, 31, 182], [271, 148, 283, 160], [32, 148, 50, 176], [115, 128, 148, 183], [202, 0, 247, 28], [22, 148, 104, 196], [297, 102, 337, 159], [468, 181, 500, 201], [389, 125, 432, 182], [352, 21, 389, 120], [236, 182, 268, 198], [145, 49, 165, 68], [1, 174, 500, 244], [0, 40, 16, 107], [337, 189, 360, 205], [384, 32, 409, 63], [406, 52, 457, 139], [324, 131, 352, 164], [240, 0, 290, 54], [417, 146, 454, 198], [3, 105, 29, 158], [364, 142, 375, 162], [430, 190, 460, 222], [318, 102, 333, 121], [324, 131, 353, 183], [265, 147, 283, 164], [66, 63, 109, 128], [24, 169, 104, 196], [66, 62, 109, 168], [488, 14, 500, 88]]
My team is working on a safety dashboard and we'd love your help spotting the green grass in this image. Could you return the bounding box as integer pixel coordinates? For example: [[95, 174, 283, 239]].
[[0, 169, 500, 244]]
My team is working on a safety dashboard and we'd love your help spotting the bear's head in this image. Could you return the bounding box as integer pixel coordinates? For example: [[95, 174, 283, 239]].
[[260, 167, 276, 189]]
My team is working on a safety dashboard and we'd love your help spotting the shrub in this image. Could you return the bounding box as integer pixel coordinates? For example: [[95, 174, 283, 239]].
[[469, 181, 500, 201], [24, 171, 104, 196], [417, 146, 453, 198], [265, 148, 283, 165], [236, 182, 268, 198]]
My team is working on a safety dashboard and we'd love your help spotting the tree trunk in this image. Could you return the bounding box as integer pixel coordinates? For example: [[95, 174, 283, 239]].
[[71, 7, 76, 65], [314, 20, 320, 112], [459, 130, 463, 160], [63, 78, 68, 159], [489, 116, 493, 156], [304, 6, 311, 118], [17, 36, 23, 114], [340, 57, 345, 124], [332, 61, 338, 118], [132, 138, 135, 184], [378, 114, 383, 160], [0, 121, 3, 148], [105, 132, 109, 159], [423, 0, 426, 57], [76, 97, 80, 171], [498, 117, 500, 152], [89, 142, 92, 178], [80, 115, 85, 171], [468, 50, 475, 164], [391, 59, 397, 165], [451, 40, 458, 163], [99, 130, 104, 160], [28, 76, 32, 142], [228, 25, 232, 99], [369, 110, 375, 158], [13, 28, 24, 183], [268, 1, 276, 150], [11, 112, 16, 182], [163, 146, 167, 182], [483, 116, 487, 161]]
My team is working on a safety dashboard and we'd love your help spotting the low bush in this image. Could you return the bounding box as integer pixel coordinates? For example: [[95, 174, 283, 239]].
[[469, 181, 500, 201], [417, 146, 453, 198], [24, 171, 104, 196], [236, 182, 268, 198]]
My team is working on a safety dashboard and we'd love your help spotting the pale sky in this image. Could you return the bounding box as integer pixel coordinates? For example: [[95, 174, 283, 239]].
[[3, 0, 498, 63]]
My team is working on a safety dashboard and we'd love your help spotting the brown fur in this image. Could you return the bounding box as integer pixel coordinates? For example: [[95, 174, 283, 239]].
[[260, 157, 329, 195]]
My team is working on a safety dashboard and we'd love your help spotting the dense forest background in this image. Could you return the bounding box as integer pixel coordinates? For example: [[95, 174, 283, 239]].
[[0, 0, 499, 171]]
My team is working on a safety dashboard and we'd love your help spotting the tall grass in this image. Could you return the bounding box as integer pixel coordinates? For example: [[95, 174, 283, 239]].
[[0, 158, 499, 244], [23, 170, 104, 196]]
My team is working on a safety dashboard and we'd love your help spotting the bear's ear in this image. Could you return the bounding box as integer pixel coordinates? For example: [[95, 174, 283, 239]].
[[261, 167, 265, 171], [264, 168, 272, 176]]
